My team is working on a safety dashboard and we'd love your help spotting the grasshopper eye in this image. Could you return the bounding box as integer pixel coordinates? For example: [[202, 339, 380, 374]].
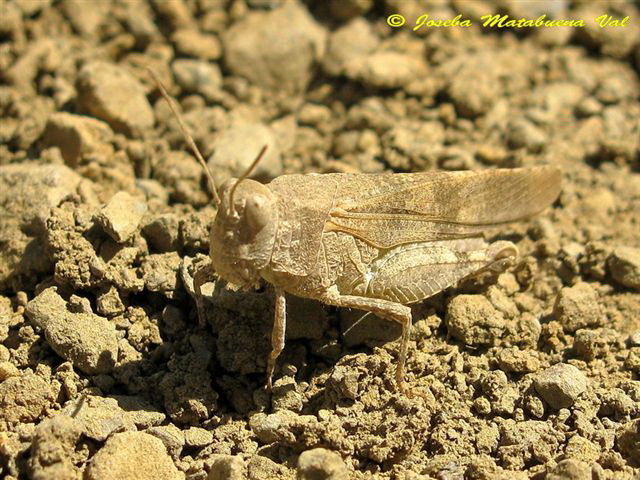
[[245, 195, 272, 233]]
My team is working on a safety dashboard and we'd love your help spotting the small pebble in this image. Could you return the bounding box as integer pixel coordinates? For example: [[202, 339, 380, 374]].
[[574, 328, 617, 360], [140, 252, 181, 299], [172, 59, 222, 101], [497, 347, 540, 373], [0, 360, 21, 381], [628, 331, 640, 347], [546, 458, 592, 480], [322, 18, 378, 77], [42, 112, 114, 167], [328, 0, 373, 20], [507, 118, 547, 152], [207, 121, 282, 186], [77, 61, 154, 137], [142, 214, 180, 253], [184, 427, 213, 448], [146, 425, 185, 460], [534, 363, 588, 409], [608, 247, 640, 291], [297, 448, 348, 480], [171, 29, 221, 60], [95, 191, 148, 244], [348, 51, 428, 89], [208, 455, 246, 480], [222, 3, 326, 94], [85, 431, 183, 480], [574, 97, 602, 117], [0, 373, 56, 424], [617, 419, 640, 461]]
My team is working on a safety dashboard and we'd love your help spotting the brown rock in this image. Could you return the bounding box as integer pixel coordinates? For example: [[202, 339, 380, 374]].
[[222, 3, 326, 94], [77, 61, 154, 136], [297, 448, 349, 480], [42, 112, 114, 167], [553, 282, 603, 333], [534, 363, 588, 409], [29, 415, 82, 480], [171, 29, 221, 60], [617, 419, 640, 464], [85, 431, 183, 480], [497, 347, 540, 373], [0, 163, 83, 290], [574, 328, 619, 361], [146, 425, 184, 460], [95, 191, 148, 243], [140, 252, 182, 299], [329, 0, 373, 19], [322, 18, 379, 76], [348, 51, 428, 89], [608, 247, 640, 291], [208, 455, 246, 480], [142, 213, 181, 252], [207, 120, 282, 186], [546, 458, 592, 480], [61, 395, 164, 442], [172, 59, 222, 102]]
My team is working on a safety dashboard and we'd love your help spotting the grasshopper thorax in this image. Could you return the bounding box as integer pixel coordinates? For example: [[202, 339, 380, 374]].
[[210, 178, 278, 290]]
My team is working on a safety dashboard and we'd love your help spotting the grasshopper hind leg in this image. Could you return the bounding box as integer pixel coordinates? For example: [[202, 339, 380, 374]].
[[328, 238, 519, 395]]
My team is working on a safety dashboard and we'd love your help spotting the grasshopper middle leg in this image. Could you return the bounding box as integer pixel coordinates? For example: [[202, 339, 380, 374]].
[[320, 287, 414, 395]]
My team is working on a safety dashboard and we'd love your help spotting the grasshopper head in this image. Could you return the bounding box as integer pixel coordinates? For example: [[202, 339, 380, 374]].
[[210, 177, 278, 290], [146, 72, 277, 292]]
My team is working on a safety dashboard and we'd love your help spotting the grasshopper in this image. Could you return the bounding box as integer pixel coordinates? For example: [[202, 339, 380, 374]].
[[150, 71, 562, 395]]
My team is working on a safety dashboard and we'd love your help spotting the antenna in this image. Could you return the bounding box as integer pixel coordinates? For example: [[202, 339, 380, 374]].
[[147, 67, 221, 207], [228, 145, 268, 215]]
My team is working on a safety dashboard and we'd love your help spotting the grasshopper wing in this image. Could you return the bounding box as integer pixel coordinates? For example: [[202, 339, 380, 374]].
[[326, 166, 561, 249]]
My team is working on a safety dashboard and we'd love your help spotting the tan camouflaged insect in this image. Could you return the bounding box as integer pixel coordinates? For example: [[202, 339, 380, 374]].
[[150, 70, 562, 396]]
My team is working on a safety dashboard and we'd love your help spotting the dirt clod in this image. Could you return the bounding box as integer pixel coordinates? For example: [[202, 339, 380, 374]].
[[0, 373, 56, 427], [445, 295, 505, 346], [207, 120, 282, 186], [546, 458, 593, 480], [553, 282, 604, 333], [26, 287, 118, 375], [28, 415, 82, 480]]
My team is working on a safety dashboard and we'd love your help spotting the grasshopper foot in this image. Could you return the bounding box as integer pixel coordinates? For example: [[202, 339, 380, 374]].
[[193, 262, 214, 327]]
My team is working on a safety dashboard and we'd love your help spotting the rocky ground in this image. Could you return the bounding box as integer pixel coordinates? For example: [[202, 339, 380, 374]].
[[1, 0, 640, 479]]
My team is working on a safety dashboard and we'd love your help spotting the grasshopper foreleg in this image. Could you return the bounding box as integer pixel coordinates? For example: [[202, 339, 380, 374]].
[[193, 262, 215, 327], [266, 288, 287, 390]]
